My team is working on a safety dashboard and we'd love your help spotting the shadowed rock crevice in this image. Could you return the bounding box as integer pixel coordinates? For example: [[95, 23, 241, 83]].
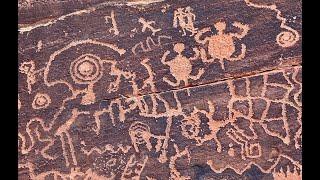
[[18, 0, 302, 179]]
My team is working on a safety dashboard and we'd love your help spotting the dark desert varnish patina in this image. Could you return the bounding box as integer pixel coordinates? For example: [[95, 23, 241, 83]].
[[18, 0, 302, 179]]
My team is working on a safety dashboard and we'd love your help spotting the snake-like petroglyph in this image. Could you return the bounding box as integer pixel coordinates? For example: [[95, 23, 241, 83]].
[[131, 35, 172, 55], [19, 2, 301, 179], [19, 66, 301, 178], [244, 0, 300, 48]]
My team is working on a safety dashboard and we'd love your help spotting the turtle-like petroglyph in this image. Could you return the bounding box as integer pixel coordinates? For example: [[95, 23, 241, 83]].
[[19, 0, 301, 178], [138, 17, 161, 36], [173, 6, 198, 36], [104, 10, 120, 36], [131, 35, 172, 55], [31, 93, 51, 109], [195, 21, 249, 70], [19, 60, 45, 94], [161, 43, 204, 92], [244, 0, 299, 48]]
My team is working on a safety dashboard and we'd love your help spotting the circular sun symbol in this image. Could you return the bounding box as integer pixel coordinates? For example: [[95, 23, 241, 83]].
[[276, 31, 299, 48], [70, 54, 103, 84], [32, 93, 51, 109]]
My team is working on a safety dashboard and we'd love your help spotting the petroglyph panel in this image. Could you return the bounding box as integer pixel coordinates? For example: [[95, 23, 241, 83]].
[[18, 65, 301, 179], [19, 0, 301, 179]]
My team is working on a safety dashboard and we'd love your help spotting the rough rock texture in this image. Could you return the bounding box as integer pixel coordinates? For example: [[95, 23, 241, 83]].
[[18, 0, 302, 179]]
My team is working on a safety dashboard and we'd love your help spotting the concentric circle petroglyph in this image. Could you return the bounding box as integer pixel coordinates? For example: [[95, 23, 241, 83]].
[[44, 39, 126, 90], [276, 31, 298, 48], [129, 121, 151, 145], [70, 54, 103, 84], [18, 1, 301, 178], [32, 93, 51, 109]]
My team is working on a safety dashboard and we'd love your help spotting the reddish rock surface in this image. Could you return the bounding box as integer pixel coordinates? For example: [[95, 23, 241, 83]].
[[18, 0, 302, 179]]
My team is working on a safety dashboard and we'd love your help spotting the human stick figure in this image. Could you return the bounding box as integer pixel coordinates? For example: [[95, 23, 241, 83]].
[[138, 17, 161, 36], [173, 6, 198, 36]]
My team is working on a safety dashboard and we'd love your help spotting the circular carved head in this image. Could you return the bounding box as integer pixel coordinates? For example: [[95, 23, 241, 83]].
[[70, 54, 103, 85], [214, 21, 226, 33], [173, 43, 185, 54]]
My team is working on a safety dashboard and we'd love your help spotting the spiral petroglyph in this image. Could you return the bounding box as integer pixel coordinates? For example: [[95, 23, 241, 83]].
[[19, 0, 301, 179]]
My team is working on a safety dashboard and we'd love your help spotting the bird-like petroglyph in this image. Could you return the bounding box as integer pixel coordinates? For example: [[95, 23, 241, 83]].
[[19, 1, 301, 179]]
